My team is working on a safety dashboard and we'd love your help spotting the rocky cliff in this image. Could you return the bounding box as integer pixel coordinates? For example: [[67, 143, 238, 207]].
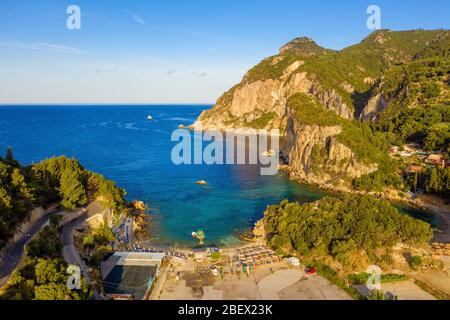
[[196, 62, 353, 131], [196, 30, 449, 189], [284, 119, 377, 190]]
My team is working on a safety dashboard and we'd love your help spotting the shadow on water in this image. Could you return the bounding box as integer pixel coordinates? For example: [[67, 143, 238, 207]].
[[394, 203, 440, 228]]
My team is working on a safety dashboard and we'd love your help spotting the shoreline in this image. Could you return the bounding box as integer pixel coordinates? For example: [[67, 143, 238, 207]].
[[416, 195, 450, 243], [139, 174, 449, 251], [281, 164, 450, 241]]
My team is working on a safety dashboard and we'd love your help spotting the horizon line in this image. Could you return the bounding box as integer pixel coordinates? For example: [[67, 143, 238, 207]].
[[0, 102, 215, 106]]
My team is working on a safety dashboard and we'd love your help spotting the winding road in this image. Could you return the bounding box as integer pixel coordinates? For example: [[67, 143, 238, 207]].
[[0, 206, 61, 287], [61, 211, 91, 284]]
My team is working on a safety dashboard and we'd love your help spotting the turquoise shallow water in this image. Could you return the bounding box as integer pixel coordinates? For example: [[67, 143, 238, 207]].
[[0, 105, 331, 246]]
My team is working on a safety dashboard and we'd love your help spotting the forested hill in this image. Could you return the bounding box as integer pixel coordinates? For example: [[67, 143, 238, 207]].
[[0, 147, 126, 249], [196, 29, 449, 194], [262, 195, 433, 273]]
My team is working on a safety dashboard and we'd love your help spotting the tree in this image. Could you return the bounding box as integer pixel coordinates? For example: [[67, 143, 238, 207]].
[[0, 186, 12, 211], [5, 146, 17, 166], [34, 258, 65, 285], [410, 255, 423, 270], [412, 173, 418, 192], [263, 195, 432, 271], [49, 215, 62, 227], [11, 168, 34, 202], [93, 223, 115, 245], [58, 169, 87, 209], [26, 226, 62, 258], [82, 236, 95, 248], [34, 283, 72, 300], [426, 167, 440, 193]]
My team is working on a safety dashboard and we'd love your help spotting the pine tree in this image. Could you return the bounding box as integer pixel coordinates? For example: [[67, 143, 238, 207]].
[[58, 169, 87, 209], [11, 168, 34, 203], [412, 173, 418, 192], [426, 167, 439, 193], [0, 186, 12, 211], [5, 146, 19, 167]]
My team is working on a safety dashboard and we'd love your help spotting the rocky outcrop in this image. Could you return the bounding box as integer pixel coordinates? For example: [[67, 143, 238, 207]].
[[283, 111, 377, 189], [196, 30, 450, 191], [195, 38, 375, 189], [197, 65, 353, 131], [252, 219, 267, 243], [279, 37, 333, 56], [360, 92, 387, 120]]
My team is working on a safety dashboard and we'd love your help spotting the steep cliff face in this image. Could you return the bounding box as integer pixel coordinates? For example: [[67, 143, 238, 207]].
[[360, 92, 387, 120], [196, 38, 354, 131], [196, 30, 449, 189], [283, 106, 377, 190], [196, 61, 354, 131]]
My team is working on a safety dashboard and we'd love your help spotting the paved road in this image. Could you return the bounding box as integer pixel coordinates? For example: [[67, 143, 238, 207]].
[[0, 207, 61, 287], [61, 211, 91, 284]]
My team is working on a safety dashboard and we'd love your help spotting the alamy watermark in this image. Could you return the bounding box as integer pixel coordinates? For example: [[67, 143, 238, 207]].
[[66, 264, 81, 290], [66, 5, 81, 30], [367, 5, 381, 30], [171, 121, 280, 176], [366, 265, 382, 290]]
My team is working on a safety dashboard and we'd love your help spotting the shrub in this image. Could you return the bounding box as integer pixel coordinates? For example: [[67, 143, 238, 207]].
[[410, 255, 423, 270]]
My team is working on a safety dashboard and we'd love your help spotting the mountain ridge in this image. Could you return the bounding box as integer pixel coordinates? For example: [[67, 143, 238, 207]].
[[195, 29, 450, 193]]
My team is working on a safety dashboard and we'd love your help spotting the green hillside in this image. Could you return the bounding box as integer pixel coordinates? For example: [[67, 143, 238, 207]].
[[0, 148, 126, 249]]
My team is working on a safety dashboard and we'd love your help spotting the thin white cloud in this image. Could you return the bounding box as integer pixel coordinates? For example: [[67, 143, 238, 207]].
[[125, 9, 145, 25], [205, 46, 220, 55], [33, 43, 85, 54], [0, 41, 86, 55]]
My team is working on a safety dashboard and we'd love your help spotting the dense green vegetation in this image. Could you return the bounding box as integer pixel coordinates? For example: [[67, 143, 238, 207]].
[[348, 273, 408, 284], [373, 55, 450, 157], [241, 30, 445, 112], [405, 166, 450, 197], [81, 223, 115, 267], [264, 195, 432, 272], [0, 148, 126, 249], [245, 111, 277, 129], [203, 30, 449, 197], [298, 30, 446, 112], [1, 220, 92, 300], [288, 93, 391, 164], [288, 93, 401, 191]]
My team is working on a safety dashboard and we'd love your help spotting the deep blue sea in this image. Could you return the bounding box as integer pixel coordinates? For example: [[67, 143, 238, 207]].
[[0, 105, 331, 246]]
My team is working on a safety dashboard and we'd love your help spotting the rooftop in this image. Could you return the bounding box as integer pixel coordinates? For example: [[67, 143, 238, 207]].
[[103, 265, 157, 300], [101, 252, 165, 300]]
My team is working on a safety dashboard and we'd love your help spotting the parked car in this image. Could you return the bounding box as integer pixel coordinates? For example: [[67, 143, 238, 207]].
[[306, 267, 317, 275]]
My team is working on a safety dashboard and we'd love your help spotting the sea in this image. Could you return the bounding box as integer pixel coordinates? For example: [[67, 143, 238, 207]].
[[0, 105, 436, 246]]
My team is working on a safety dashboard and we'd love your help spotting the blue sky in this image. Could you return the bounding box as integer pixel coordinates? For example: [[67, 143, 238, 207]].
[[0, 0, 449, 104]]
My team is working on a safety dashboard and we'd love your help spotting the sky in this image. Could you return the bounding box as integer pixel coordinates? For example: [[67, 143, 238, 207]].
[[0, 0, 449, 104]]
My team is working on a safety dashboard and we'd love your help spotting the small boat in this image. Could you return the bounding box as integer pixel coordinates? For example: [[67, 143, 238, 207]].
[[146, 115, 153, 120], [196, 180, 207, 185]]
